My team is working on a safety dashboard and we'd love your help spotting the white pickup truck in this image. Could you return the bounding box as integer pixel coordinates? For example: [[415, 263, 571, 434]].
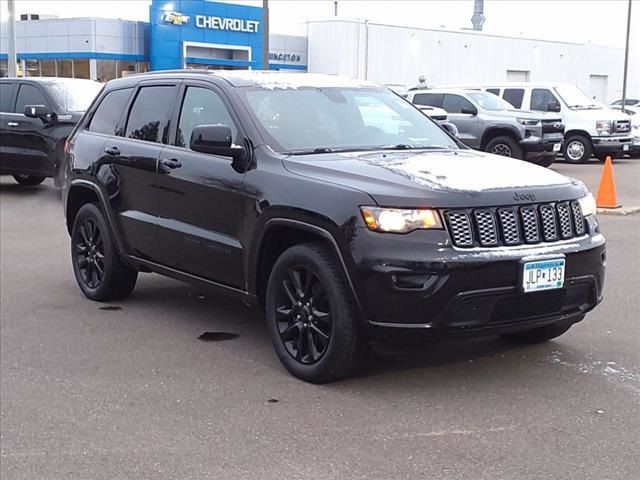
[[445, 82, 634, 163]]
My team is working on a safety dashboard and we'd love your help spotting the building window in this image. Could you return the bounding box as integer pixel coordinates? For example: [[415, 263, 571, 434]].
[[57, 59, 73, 78], [117, 60, 137, 78], [0, 59, 8, 77], [74, 59, 90, 79], [40, 59, 56, 77], [25, 59, 40, 77], [96, 59, 117, 82]]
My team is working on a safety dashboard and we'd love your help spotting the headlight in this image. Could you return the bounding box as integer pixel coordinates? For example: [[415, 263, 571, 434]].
[[517, 118, 541, 126], [596, 120, 611, 136], [360, 207, 442, 233], [578, 193, 597, 217]]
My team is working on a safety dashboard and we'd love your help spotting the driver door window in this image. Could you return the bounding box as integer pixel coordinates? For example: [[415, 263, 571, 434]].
[[176, 87, 237, 148], [530, 89, 559, 111], [442, 94, 474, 114], [15, 84, 48, 113]]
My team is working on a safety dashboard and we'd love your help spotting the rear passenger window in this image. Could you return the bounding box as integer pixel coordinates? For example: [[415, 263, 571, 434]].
[[0, 83, 15, 112], [412, 93, 442, 107], [176, 87, 237, 148], [15, 84, 48, 113], [530, 88, 558, 112], [125, 86, 175, 144], [486, 88, 500, 96], [502, 88, 524, 108], [88, 88, 132, 135]]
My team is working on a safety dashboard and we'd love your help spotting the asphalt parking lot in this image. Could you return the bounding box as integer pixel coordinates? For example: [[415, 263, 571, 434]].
[[1, 161, 639, 480]]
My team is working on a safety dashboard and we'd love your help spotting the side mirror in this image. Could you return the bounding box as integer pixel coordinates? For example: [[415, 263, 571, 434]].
[[190, 124, 247, 161], [547, 101, 561, 112], [460, 106, 477, 115], [441, 121, 459, 137], [24, 104, 49, 120]]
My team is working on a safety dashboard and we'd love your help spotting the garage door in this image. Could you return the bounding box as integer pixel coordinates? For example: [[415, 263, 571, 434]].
[[589, 75, 608, 103]]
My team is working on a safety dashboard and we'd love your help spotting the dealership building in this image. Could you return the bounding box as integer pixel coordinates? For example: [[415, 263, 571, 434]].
[[1, 0, 638, 102]]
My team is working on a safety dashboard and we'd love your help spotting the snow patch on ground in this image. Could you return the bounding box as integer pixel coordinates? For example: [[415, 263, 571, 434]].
[[548, 350, 640, 395]]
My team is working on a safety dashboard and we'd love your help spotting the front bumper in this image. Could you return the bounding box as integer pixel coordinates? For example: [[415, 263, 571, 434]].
[[520, 136, 563, 159], [349, 220, 605, 337], [592, 135, 634, 155]]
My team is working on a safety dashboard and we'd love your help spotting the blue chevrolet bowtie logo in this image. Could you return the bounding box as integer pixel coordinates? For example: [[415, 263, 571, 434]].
[[163, 11, 190, 25]]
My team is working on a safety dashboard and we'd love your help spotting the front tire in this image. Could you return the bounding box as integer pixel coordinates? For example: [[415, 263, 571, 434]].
[[485, 136, 523, 159], [501, 320, 574, 344], [563, 135, 592, 163], [71, 203, 137, 301], [13, 174, 46, 185], [265, 243, 365, 383]]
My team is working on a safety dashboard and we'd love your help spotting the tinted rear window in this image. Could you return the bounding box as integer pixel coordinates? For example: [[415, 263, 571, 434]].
[[486, 88, 500, 96], [412, 93, 442, 107], [125, 86, 175, 144], [89, 88, 133, 135], [503, 88, 524, 108]]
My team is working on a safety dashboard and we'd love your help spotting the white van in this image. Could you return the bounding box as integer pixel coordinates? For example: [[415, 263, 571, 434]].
[[444, 83, 633, 163]]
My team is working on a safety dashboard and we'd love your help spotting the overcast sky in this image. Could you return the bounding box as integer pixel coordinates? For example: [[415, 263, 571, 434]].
[[0, 0, 638, 50]]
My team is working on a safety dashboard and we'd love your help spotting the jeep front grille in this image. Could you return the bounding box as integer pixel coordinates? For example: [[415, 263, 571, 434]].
[[444, 201, 586, 248]]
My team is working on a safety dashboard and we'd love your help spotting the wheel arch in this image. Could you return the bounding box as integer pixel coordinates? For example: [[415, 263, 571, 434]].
[[252, 218, 363, 316], [65, 180, 129, 259], [564, 129, 592, 143], [480, 126, 521, 149]]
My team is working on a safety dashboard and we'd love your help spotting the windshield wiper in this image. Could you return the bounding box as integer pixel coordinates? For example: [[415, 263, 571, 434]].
[[379, 144, 453, 151]]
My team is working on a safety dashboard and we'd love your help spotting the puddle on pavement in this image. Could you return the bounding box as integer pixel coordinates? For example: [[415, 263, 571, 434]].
[[198, 331, 239, 342], [99, 306, 122, 311]]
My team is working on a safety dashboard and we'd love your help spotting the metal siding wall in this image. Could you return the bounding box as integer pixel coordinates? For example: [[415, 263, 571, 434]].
[[308, 20, 639, 102]]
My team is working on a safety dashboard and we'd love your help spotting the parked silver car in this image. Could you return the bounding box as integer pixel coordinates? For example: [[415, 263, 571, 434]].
[[407, 88, 564, 167]]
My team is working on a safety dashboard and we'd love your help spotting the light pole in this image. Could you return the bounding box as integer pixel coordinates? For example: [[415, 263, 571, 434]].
[[7, 0, 17, 77], [262, 0, 269, 70], [621, 0, 632, 112], [334, 1, 338, 16]]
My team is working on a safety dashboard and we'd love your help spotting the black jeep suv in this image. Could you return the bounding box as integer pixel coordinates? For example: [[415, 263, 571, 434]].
[[63, 71, 606, 383], [0, 77, 102, 186]]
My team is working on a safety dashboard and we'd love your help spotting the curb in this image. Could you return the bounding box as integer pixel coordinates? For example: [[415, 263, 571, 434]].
[[597, 206, 640, 216]]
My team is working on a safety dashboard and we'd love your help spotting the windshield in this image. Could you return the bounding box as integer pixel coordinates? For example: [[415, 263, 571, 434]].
[[467, 92, 515, 111], [612, 99, 639, 106], [46, 79, 103, 112], [554, 85, 601, 110], [240, 87, 459, 154]]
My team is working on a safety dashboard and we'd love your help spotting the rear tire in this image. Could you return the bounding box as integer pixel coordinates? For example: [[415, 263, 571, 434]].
[[265, 243, 365, 383], [13, 174, 46, 186], [563, 135, 592, 163], [501, 320, 574, 344], [71, 203, 137, 301], [485, 136, 523, 159]]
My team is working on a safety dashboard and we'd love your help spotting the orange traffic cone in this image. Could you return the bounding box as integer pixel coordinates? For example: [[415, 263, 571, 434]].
[[596, 156, 621, 209]]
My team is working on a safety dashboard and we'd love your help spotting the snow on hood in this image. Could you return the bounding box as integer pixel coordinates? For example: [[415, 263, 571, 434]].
[[339, 150, 571, 192]]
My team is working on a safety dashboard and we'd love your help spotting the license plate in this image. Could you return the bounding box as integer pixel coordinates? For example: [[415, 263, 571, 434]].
[[623, 144, 630, 151], [553, 143, 562, 152], [522, 259, 565, 292]]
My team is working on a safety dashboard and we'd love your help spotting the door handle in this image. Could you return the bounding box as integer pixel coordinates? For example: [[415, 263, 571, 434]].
[[104, 146, 120, 156], [160, 158, 182, 169], [7, 122, 19, 127]]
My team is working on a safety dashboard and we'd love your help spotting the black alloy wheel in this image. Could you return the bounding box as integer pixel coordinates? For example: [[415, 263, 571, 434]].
[[75, 217, 105, 289], [265, 243, 365, 383], [275, 265, 333, 365], [71, 203, 137, 301]]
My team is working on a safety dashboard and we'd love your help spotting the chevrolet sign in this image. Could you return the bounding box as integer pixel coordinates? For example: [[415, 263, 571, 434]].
[[195, 15, 259, 33], [163, 11, 190, 25]]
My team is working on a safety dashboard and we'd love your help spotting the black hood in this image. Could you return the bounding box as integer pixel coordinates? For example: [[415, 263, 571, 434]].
[[284, 149, 587, 208]]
